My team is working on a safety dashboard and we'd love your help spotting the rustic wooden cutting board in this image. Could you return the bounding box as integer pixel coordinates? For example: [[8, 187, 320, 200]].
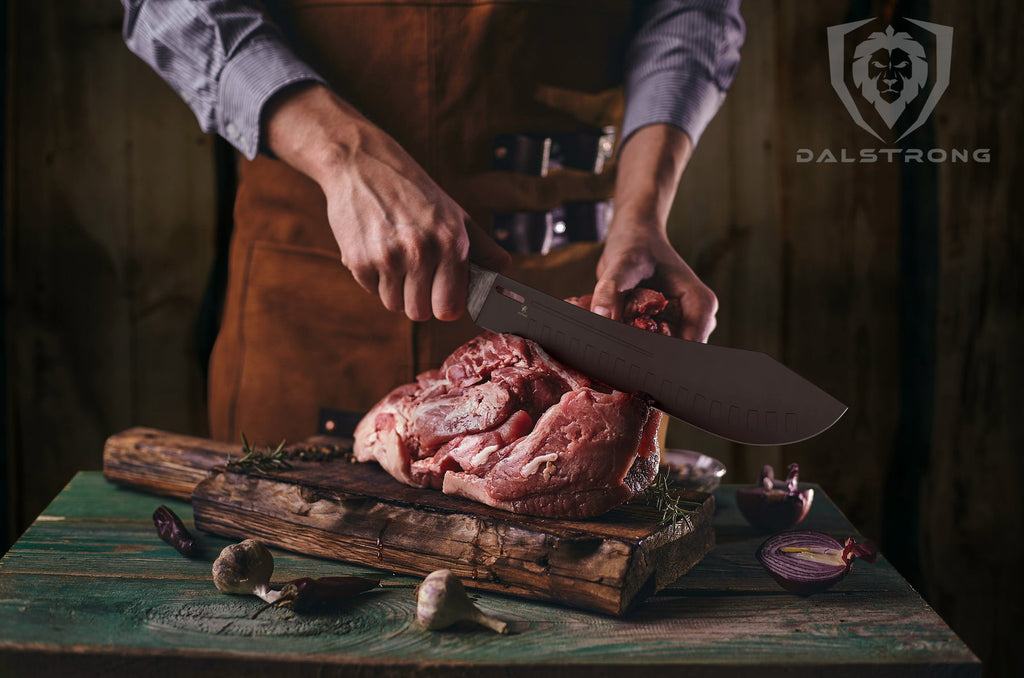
[[103, 427, 714, 615]]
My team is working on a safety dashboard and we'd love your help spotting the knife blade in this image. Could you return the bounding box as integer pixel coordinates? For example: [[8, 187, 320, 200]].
[[467, 263, 846, 446]]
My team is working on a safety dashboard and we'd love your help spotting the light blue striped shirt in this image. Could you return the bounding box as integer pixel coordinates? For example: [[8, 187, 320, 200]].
[[121, 1, 744, 160]]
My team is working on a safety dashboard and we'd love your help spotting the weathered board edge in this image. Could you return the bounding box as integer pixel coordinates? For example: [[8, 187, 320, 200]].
[[102, 427, 236, 500], [622, 504, 716, 611], [192, 470, 713, 616]]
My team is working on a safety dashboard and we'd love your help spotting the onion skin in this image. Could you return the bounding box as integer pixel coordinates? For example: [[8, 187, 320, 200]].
[[757, 530, 877, 596], [736, 464, 814, 532]]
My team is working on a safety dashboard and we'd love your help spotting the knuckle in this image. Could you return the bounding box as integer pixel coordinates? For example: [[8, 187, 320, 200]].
[[371, 242, 404, 275], [395, 230, 439, 272], [706, 315, 718, 334], [405, 242, 434, 273], [437, 223, 467, 249], [434, 230, 469, 265], [697, 285, 719, 315]]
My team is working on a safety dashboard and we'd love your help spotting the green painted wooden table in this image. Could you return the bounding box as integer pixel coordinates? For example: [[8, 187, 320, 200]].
[[0, 472, 979, 677]]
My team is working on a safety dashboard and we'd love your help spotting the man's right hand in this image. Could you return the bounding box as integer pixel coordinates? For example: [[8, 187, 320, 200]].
[[264, 83, 511, 322]]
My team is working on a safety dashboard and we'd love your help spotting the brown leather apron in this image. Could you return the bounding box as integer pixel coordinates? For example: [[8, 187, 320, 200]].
[[208, 0, 632, 444]]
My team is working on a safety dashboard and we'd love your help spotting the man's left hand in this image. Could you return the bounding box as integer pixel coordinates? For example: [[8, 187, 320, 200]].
[[587, 123, 717, 343], [590, 216, 717, 342]]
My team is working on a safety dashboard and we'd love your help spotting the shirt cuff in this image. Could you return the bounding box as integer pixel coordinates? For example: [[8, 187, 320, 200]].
[[621, 67, 728, 149], [217, 35, 325, 159]]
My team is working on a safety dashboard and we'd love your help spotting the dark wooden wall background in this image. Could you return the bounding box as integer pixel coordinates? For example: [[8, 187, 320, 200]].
[[3, 1, 1021, 676]]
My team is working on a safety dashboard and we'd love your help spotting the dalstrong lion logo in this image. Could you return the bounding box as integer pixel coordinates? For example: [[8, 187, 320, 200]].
[[828, 18, 953, 141], [852, 26, 928, 129]]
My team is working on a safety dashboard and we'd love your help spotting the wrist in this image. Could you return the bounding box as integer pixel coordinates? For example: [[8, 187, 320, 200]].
[[610, 198, 665, 232]]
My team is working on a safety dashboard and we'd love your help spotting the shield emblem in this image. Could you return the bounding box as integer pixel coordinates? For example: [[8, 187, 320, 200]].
[[827, 18, 953, 141]]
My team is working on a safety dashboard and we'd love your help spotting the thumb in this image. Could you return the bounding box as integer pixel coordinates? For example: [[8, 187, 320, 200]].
[[466, 221, 512, 273], [589, 274, 625, 321]]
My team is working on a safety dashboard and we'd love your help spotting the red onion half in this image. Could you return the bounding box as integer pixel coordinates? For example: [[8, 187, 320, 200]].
[[757, 530, 878, 595], [736, 463, 814, 532]]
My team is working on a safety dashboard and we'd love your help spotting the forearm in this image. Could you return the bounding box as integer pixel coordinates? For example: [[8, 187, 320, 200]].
[[612, 124, 694, 232], [592, 124, 715, 341]]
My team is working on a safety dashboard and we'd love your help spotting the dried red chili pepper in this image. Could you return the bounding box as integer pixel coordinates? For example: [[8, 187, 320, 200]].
[[273, 576, 379, 613], [152, 505, 198, 558]]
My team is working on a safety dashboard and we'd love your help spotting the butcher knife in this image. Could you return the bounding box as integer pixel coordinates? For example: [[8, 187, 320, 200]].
[[466, 263, 846, 446]]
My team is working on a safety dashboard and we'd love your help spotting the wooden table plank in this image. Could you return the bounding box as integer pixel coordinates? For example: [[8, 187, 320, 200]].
[[0, 473, 979, 677]]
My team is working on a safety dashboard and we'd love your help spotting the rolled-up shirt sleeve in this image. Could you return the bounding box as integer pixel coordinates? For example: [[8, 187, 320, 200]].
[[121, 0, 325, 159], [623, 0, 745, 147]]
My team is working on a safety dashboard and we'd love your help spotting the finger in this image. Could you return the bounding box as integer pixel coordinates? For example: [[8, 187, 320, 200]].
[[404, 251, 438, 322], [678, 287, 718, 343], [430, 215, 473, 321], [590, 275, 624, 321], [680, 315, 715, 343], [466, 221, 511, 273], [378, 272, 405, 314], [432, 255, 467, 322], [346, 262, 379, 297]]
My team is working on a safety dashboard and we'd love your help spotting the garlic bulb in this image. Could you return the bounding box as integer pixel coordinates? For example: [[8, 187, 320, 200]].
[[415, 569, 509, 634], [212, 538, 281, 604]]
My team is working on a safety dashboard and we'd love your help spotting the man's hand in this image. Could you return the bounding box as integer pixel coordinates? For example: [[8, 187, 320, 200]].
[[593, 221, 717, 342], [589, 124, 717, 342], [264, 83, 510, 321]]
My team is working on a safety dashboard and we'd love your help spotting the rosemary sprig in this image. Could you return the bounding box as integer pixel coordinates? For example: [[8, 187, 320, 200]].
[[288, 442, 353, 463], [226, 433, 291, 474], [641, 468, 704, 526]]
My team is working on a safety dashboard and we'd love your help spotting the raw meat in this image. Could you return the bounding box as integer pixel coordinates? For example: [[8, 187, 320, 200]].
[[567, 289, 681, 336], [353, 290, 675, 519]]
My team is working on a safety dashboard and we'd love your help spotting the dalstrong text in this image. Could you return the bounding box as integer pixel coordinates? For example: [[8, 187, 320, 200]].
[[796, 147, 991, 164]]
